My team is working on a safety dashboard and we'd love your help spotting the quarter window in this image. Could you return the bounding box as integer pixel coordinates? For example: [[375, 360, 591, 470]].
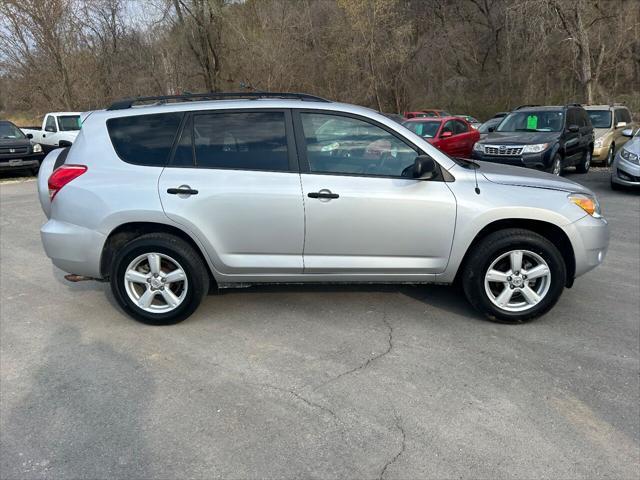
[[107, 113, 183, 166], [45, 116, 57, 132], [300, 113, 419, 177], [192, 112, 289, 171]]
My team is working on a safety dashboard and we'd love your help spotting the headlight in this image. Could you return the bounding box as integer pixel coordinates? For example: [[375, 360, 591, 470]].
[[568, 193, 602, 218], [521, 143, 549, 154], [32, 143, 42, 153], [473, 142, 484, 152], [620, 147, 639, 165], [594, 138, 604, 148]]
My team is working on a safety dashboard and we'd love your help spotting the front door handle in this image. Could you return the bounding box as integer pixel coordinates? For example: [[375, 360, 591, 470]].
[[167, 185, 199, 195], [308, 189, 339, 199]]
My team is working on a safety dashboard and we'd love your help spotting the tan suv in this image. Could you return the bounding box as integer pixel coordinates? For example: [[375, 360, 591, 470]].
[[586, 105, 635, 165]]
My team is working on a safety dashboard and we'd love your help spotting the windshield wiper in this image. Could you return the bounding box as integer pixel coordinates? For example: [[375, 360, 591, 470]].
[[514, 128, 537, 132]]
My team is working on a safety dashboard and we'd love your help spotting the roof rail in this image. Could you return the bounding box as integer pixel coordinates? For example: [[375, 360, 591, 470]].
[[513, 104, 540, 110], [107, 91, 331, 110], [609, 102, 625, 107]]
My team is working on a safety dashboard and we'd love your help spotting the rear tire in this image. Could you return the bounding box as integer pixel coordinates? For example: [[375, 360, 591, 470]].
[[110, 233, 209, 325], [575, 148, 591, 173], [461, 229, 566, 323]]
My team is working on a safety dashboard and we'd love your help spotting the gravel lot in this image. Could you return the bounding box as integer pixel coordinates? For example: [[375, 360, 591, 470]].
[[1, 171, 638, 479]]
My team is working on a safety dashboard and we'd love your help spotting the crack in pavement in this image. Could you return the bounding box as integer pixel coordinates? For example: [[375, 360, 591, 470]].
[[379, 413, 406, 480], [313, 311, 394, 392], [249, 382, 341, 423]]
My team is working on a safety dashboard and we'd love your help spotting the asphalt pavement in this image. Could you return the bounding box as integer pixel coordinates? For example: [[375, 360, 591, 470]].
[[1, 171, 638, 479]]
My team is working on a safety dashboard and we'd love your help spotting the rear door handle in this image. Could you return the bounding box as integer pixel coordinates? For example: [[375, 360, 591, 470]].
[[167, 186, 199, 195], [308, 190, 339, 199]]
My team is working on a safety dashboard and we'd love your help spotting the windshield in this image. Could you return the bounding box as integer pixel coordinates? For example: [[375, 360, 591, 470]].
[[478, 118, 501, 133], [402, 121, 441, 138], [497, 111, 564, 133], [0, 123, 26, 140], [58, 115, 81, 131], [587, 110, 612, 129]]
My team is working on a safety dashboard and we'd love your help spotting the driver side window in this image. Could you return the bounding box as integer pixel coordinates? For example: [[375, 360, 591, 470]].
[[45, 116, 57, 132], [300, 113, 419, 177]]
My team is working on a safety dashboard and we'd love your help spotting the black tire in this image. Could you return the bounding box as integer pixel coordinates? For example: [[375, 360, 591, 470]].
[[575, 148, 591, 173], [110, 233, 209, 325], [29, 167, 39, 177], [548, 154, 562, 176], [461, 229, 566, 324], [606, 145, 614, 167]]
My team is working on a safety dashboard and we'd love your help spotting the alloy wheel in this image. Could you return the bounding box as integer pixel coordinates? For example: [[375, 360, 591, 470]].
[[123, 252, 188, 313], [552, 157, 561, 175], [484, 249, 552, 312], [607, 147, 614, 167]]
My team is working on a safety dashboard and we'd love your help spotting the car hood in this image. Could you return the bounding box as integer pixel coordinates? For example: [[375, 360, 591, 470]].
[[0, 137, 30, 148], [622, 137, 640, 153], [479, 131, 559, 145], [478, 161, 592, 194], [594, 128, 611, 139]]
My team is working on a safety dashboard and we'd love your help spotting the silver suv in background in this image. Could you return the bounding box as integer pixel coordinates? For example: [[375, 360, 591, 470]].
[[38, 92, 609, 325]]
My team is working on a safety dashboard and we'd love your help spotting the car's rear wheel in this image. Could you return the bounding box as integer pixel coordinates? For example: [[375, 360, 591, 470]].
[[461, 229, 566, 323], [110, 233, 209, 325], [575, 148, 591, 173], [548, 154, 562, 176], [606, 145, 615, 167]]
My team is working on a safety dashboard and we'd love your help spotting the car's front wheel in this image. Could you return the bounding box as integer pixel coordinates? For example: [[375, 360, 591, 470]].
[[461, 229, 566, 323], [548, 154, 563, 176], [606, 145, 615, 167], [110, 233, 209, 325]]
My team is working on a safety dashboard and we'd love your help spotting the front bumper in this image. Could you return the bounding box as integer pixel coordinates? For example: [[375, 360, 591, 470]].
[[0, 153, 43, 172], [611, 153, 640, 186], [472, 148, 553, 170], [565, 214, 610, 279], [41, 219, 106, 278]]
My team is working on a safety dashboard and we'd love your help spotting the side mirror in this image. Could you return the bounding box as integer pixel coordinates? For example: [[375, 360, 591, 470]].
[[568, 125, 580, 133], [441, 131, 453, 138], [616, 121, 627, 129], [26, 133, 33, 139], [488, 126, 495, 132], [59, 140, 73, 147], [411, 155, 437, 180], [622, 128, 633, 138]]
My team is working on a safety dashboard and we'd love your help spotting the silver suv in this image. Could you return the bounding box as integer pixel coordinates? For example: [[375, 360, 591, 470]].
[[37, 92, 609, 325]]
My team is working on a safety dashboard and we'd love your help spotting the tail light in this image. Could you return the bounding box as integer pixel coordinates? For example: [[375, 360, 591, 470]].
[[48, 165, 87, 200]]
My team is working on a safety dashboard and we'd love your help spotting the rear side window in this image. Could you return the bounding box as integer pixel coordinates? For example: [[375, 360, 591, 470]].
[[107, 113, 183, 166], [192, 112, 289, 171]]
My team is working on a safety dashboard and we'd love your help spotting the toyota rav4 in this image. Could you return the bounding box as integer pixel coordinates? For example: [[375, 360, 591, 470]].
[[37, 92, 609, 325]]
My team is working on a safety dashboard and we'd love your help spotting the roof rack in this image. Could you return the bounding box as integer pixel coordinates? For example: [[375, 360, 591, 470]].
[[513, 104, 541, 110], [564, 103, 582, 107], [107, 91, 331, 110]]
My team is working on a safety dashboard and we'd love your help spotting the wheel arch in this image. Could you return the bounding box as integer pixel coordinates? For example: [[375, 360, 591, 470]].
[[100, 221, 217, 288], [454, 218, 576, 288]]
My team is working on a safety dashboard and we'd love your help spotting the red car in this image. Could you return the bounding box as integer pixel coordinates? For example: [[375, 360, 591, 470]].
[[402, 116, 480, 158], [403, 109, 451, 119]]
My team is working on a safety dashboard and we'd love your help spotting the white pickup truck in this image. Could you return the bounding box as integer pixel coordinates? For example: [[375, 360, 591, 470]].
[[21, 112, 82, 154]]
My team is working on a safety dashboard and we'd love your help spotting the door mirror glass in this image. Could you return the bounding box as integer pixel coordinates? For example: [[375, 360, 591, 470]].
[[568, 125, 579, 133], [441, 131, 453, 138], [622, 128, 633, 138], [488, 126, 495, 132], [616, 121, 627, 129], [26, 133, 33, 139], [411, 155, 437, 179]]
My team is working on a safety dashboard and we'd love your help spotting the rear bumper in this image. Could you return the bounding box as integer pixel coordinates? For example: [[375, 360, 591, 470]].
[[565, 214, 610, 279], [40, 219, 106, 278]]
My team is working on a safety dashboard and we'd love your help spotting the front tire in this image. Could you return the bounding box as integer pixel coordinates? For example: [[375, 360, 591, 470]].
[[548, 154, 563, 176], [606, 145, 614, 167], [110, 233, 209, 325], [461, 229, 566, 323]]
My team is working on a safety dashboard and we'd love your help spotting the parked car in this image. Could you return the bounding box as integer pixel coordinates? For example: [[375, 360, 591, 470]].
[[38, 92, 608, 325], [454, 115, 481, 129], [402, 116, 479, 158], [585, 104, 635, 166], [21, 112, 82, 154], [477, 117, 503, 140], [611, 127, 639, 189], [0, 120, 44, 175], [472, 104, 594, 175], [404, 109, 451, 119]]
